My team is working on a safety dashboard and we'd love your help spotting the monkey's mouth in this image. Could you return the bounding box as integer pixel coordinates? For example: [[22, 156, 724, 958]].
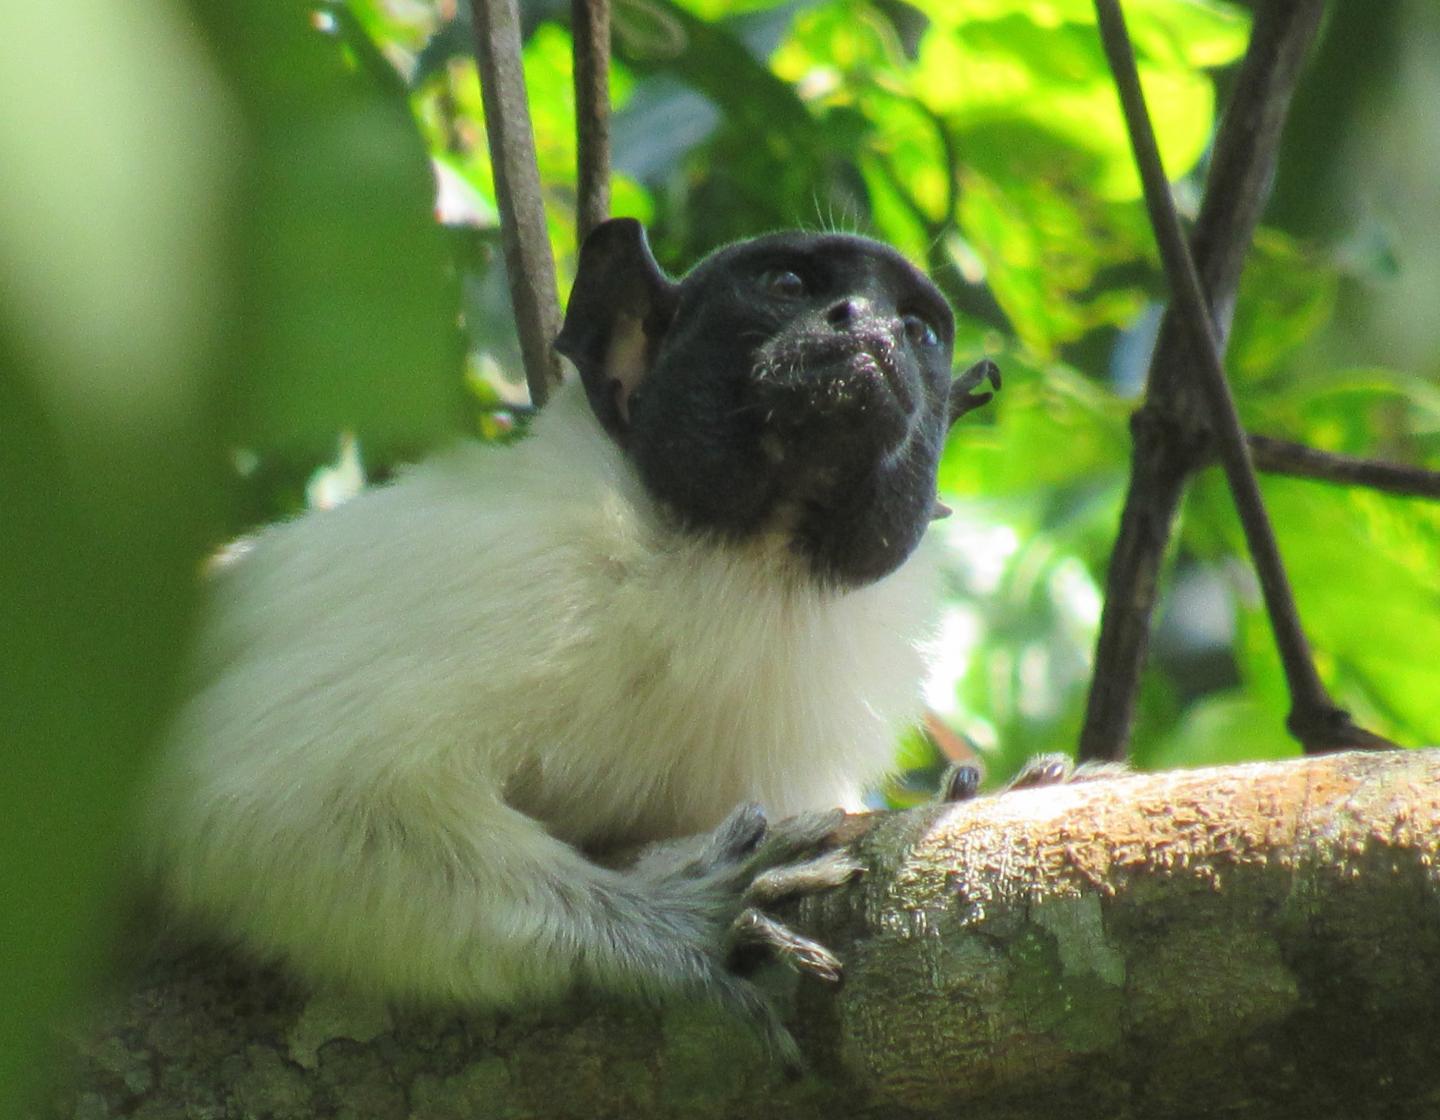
[[751, 332, 916, 424], [846, 344, 915, 414]]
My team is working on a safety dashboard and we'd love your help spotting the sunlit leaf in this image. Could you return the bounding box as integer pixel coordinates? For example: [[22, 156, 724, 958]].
[[1228, 230, 1340, 383], [941, 357, 1129, 495], [910, 3, 1243, 199], [1197, 473, 1440, 745]]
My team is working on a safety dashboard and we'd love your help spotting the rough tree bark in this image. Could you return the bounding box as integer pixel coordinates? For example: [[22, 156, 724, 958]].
[[38, 748, 1440, 1119]]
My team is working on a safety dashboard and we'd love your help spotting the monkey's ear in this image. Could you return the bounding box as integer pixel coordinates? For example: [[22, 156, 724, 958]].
[[554, 218, 678, 441]]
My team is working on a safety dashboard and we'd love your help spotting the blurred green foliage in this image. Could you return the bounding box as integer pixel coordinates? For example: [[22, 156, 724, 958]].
[[3, 0, 1439, 1113]]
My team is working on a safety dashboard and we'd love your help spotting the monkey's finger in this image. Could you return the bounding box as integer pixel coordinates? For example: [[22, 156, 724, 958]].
[[728, 908, 843, 983], [699, 802, 769, 868], [1006, 753, 1074, 790], [744, 849, 863, 907], [1067, 760, 1132, 784], [749, 808, 844, 868], [948, 358, 1002, 426], [941, 763, 983, 803], [1003, 753, 1132, 792]]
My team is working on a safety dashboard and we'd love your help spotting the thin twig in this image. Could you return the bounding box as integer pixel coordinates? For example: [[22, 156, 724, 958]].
[[1091, 0, 1393, 752], [1078, 0, 1326, 762], [469, 0, 563, 407], [1249, 435, 1440, 499], [572, 0, 612, 242]]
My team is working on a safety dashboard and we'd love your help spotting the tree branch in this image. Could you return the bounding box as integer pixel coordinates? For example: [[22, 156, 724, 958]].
[[42, 749, 1440, 1119], [1079, 0, 1333, 762], [571, 0, 612, 243], [1092, 0, 1392, 755], [469, 0, 563, 406], [1249, 433, 1440, 499]]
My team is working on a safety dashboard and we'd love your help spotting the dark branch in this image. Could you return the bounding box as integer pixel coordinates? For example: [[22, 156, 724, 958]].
[[469, 0, 563, 407], [1249, 434, 1440, 499], [1082, 0, 1338, 762], [1080, 0, 1327, 761], [572, 0, 612, 242], [1091, 0, 1393, 754]]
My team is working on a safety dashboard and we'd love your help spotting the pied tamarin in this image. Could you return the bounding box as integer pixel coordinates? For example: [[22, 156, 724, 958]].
[[140, 218, 999, 1065]]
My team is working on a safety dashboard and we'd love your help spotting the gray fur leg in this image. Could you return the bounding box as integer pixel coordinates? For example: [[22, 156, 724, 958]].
[[610, 803, 858, 1073]]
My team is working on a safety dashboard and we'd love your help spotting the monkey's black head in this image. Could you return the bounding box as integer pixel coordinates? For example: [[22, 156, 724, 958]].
[[555, 218, 998, 587]]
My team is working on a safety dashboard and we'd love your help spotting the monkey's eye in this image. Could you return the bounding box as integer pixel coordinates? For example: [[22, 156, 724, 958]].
[[902, 313, 939, 348], [760, 268, 807, 299]]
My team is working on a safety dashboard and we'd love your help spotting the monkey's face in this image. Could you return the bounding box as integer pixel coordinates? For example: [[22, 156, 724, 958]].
[[556, 221, 989, 587], [667, 233, 954, 461]]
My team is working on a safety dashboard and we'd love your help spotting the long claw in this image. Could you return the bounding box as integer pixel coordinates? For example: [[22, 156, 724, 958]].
[[729, 908, 844, 982]]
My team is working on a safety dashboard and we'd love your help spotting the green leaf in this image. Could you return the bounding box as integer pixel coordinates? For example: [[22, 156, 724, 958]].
[[940, 357, 1129, 496], [1190, 472, 1440, 746], [197, 1, 461, 456], [1258, 482, 1440, 743], [1228, 230, 1340, 384], [910, 2, 1245, 199], [1141, 692, 1298, 770]]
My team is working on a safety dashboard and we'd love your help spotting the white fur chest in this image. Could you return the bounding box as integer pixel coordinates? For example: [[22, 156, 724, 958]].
[[497, 521, 939, 846]]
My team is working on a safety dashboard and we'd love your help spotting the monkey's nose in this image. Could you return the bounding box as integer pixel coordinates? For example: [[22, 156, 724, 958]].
[[825, 297, 872, 329]]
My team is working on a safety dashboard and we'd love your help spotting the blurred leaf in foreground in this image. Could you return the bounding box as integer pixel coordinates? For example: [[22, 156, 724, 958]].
[[0, 1, 235, 1113]]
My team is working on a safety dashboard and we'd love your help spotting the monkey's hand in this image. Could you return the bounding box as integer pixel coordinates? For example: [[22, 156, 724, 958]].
[[619, 804, 861, 1071]]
